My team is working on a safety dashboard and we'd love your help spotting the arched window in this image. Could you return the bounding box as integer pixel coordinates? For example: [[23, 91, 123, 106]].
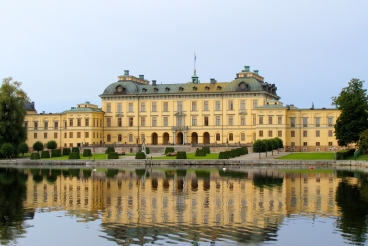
[[229, 133, 233, 141], [216, 133, 220, 141], [241, 133, 245, 141], [118, 134, 122, 142], [107, 134, 111, 142]]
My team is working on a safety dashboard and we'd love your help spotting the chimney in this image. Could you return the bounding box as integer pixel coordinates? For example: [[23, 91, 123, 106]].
[[124, 70, 129, 76], [152, 80, 157, 86], [210, 78, 217, 84], [139, 75, 144, 80], [253, 70, 259, 75], [243, 66, 250, 72]]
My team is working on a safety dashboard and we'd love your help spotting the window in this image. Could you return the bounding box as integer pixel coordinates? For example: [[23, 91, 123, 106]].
[[163, 117, 168, 126], [64, 133, 67, 138], [316, 142, 320, 146], [53, 133, 57, 139], [241, 133, 245, 141], [216, 116, 220, 126], [204, 101, 209, 111], [177, 101, 183, 112], [291, 131, 295, 137], [106, 118, 111, 127], [241, 116, 245, 126], [228, 116, 233, 126], [118, 118, 122, 127], [129, 117, 133, 127], [328, 117, 333, 126], [303, 118, 308, 127], [118, 134, 122, 142], [303, 130, 308, 137], [177, 116, 183, 126], [141, 134, 145, 143], [69, 132, 73, 138], [44, 121, 48, 130], [253, 100, 258, 109], [69, 119, 73, 126], [64, 121, 67, 129], [229, 133, 233, 141], [315, 117, 320, 127], [303, 142, 308, 146], [34, 133, 37, 139], [259, 130, 263, 137], [24, 121, 28, 128], [152, 102, 157, 112], [268, 116, 273, 125], [316, 130, 320, 137], [106, 103, 111, 113], [328, 142, 333, 146], [192, 116, 197, 126], [107, 134, 111, 142], [259, 116, 263, 125], [85, 132, 89, 138], [228, 100, 233, 110], [216, 133, 220, 141], [85, 119, 89, 126], [77, 119, 81, 127], [328, 130, 333, 137], [141, 102, 146, 112], [77, 132, 81, 138], [141, 117, 146, 127], [44, 133, 47, 139], [290, 118, 296, 127], [163, 102, 168, 112], [129, 134, 133, 142], [268, 131, 273, 137], [291, 142, 295, 146], [192, 101, 197, 111], [117, 103, 122, 113], [253, 115, 256, 126], [278, 130, 282, 137], [204, 116, 209, 126], [278, 116, 282, 125], [240, 100, 245, 110], [215, 101, 220, 110], [129, 103, 133, 112], [152, 117, 157, 127]]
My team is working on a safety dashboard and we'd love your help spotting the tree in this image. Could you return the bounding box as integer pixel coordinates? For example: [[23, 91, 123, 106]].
[[0, 143, 13, 160], [271, 138, 279, 155], [33, 141, 43, 153], [253, 140, 266, 159], [332, 78, 368, 146], [0, 78, 29, 156], [274, 137, 284, 153], [46, 140, 57, 150], [18, 142, 29, 157], [358, 130, 368, 154]]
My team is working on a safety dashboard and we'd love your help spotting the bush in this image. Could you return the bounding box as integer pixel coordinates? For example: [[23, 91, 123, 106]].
[[19, 142, 29, 157], [234, 148, 241, 157], [105, 147, 115, 154], [135, 152, 146, 159], [237, 148, 245, 155], [202, 146, 210, 154], [0, 143, 13, 158], [108, 152, 119, 159], [336, 149, 355, 160], [41, 150, 50, 158], [218, 152, 228, 159], [165, 147, 175, 154], [230, 149, 237, 158], [176, 151, 187, 159], [83, 149, 92, 157], [242, 146, 248, 154], [46, 140, 57, 150], [72, 147, 79, 153], [62, 148, 71, 156], [30, 153, 40, 160], [225, 151, 231, 158], [69, 152, 80, 159], [145, 147, 150, 154], [51, 149, 61, 157], [195, 148, 206, 156], [33, 141, 44, 152]]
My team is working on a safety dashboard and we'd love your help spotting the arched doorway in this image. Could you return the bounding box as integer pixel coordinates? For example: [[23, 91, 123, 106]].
[[191, 132, 198, 144], [163, 132, 170, 145], [177, 132, 183, 145], [151, 132, 158, 145], [203, 132, 210, 144]]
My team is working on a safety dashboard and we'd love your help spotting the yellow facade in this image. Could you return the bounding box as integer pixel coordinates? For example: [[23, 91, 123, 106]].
[[24, 66, 340, 151]]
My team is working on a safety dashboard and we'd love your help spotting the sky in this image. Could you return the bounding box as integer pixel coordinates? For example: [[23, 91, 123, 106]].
[[1, 1, 367, 113]]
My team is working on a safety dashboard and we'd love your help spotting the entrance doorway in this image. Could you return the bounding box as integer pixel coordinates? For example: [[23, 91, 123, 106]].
[[151, 132, 158, 145], [177, 132, 183, 144], [191, 132, 198, 144], [163, 132, 170, 144], [203, 132, 210, 144]]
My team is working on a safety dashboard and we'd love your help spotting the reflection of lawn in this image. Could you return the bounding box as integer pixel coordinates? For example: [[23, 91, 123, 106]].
[[153, 153, 219, 160], [282, 169, 334, 174], [276, 152, 334, 160]]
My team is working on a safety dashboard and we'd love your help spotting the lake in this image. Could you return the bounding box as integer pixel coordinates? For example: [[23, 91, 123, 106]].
[[0, 166, 367, 245]]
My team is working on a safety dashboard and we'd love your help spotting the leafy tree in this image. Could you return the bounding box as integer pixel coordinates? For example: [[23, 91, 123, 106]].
[[270, 138, 279, 155], [0, 78, 29, 156], [274, 137, 284, 153], [33, 141, 43, 153], [0, 143, 13, 159], [332, 78, 368, 146], [358, 130, 368, 154], [253, 140, 266, 159], [46, 140, 57, 150], [18, 142, 29, 157]]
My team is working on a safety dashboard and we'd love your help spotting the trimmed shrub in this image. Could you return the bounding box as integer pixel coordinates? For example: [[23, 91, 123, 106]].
[[30, 153, 41, 160], [145, 147, 150, 154], [62, 148, 71, 156], [242, 146, 248, 154], [165, 147, 175, 154], [72, 147, 79, 153], [135, 151, 146, 159], [33, 141, 44, 152], [225, 151, 231, 159], [218, 152, 228, 159], [51, 149, 61, 157], [176, 151, 187, 159], [41, 150, 50, 158], [69, 152, 80, 159], [336, 149, 355, 160], [46, 140, 57, 150], [230, 149, 237, 158], [108, 152, 119, 159], [83, 149, 92, 157], [195, 148, 206, 156], [105, 147, 115, 154], [237, 147, 245, 155], [202, 146, 210, 154]]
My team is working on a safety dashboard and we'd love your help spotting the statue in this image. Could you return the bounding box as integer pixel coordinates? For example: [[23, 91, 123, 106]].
[[141, 138, 146, 155]]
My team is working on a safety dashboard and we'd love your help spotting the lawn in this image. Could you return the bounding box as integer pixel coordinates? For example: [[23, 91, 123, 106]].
[[276, 152, 335, 160], [152, 153, 219, 160], [15, 153, 113, 161]]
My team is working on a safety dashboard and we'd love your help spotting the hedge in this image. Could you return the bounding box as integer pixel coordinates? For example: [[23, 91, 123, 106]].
[[72, 147, 79, 153], [237, 148, 245, 155], [218, 152, 228, 159], [242, 146, 248, 154], [135, 152, 146, 159], [41, 150, 50, 158], [62, 148, 71, 156], [145, 147, 150, 154], [225, 151, 231, 158], [30, 153, 41, 160], [230, 149, 237, 158], [195, 148, 206, 156], [108, 152, 119, 159], [176, 151, 187, 159], [202, 146, 210, 154], [105, 147, 115, 154], [165, 147, 175, 154], [51, 149, 61, 157], [336, 149, 355, 160], [83, 149, 92, 157], [69, 152, 80, 159]]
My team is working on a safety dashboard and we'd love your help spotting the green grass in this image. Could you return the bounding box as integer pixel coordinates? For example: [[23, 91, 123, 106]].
[[276, 152, 335, 160], [153, 153, 219, 160], [25, 153, 112, 161]]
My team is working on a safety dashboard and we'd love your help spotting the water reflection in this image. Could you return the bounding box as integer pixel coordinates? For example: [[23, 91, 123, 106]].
[[1, 167, 368, 245]]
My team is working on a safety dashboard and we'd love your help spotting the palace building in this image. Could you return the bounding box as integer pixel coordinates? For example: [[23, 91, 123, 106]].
[[24, 66, 341, 151]]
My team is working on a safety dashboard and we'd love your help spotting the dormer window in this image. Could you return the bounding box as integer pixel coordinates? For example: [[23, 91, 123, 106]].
[[217, 86, 222, 90], [142, 88, 147, 92], [114, 85, 126, 94], [165, 87, 170, 92], [179, 87, 184, 91], [193, 86, 197, 91], [205, 86, 210, 91], [154, 88, 158, 92]]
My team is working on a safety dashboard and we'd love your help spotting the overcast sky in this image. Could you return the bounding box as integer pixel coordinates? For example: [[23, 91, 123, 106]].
[[1, 1, 367, 113]]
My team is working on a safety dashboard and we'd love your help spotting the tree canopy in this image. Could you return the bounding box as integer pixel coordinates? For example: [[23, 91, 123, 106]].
[[33, 141, 43, 153], [46, 140, 57, 150], [332, 78, 368, 146]]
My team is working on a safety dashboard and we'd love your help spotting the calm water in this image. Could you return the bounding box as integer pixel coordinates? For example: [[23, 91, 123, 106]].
[[0, 166, 368, 246]]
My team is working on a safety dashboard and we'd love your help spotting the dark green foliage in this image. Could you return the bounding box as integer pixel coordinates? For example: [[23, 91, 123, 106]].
[[146, 147, 150, 154], [264, 139, 273, 152], [274, 137, 284, 151], [165, 170, 175, 178], [108, 152, 119, 159], [40, 150, 50, 158], [333, 78, 368, 146], [176, 151, 187, 159], [46, 140, 57, 150], [31, 169, 43, 183], [62, 148, 70, 155], [18, 142, 29, 156], [33, 141, 43, 153], [242, 146, 249, 154], [253, 139, 266, 159], [336, 149, 355, 160], [135, 169, 146, 177], [106, 169, 119, 178], [72, 147, 79, 153], [253, 174, 283, 188], [358, 130, 368, 154], [83, 149, 92, 157], [176, 169, 187, 177], [225, 151, 231, 159], [202, 146, 210, 154], [83, 169, 92, 179], [68, 152, 80, 159], [218, 152, 228, 159], [62, 170, 70, 177], [105, 147, 115, 154], [135, 151, 146, 159], [0, 143, 13, 158], [165, 147, 175, 154], [30, 153, 40, 159], [195, 148, 206, 156], [234, 148, 241, 156], [51, 149, 61, 157], [195, 170, 210, 179], [219, 170, 248, 179], [230, 149, 237, 158], [69, 169, 80, 177]]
